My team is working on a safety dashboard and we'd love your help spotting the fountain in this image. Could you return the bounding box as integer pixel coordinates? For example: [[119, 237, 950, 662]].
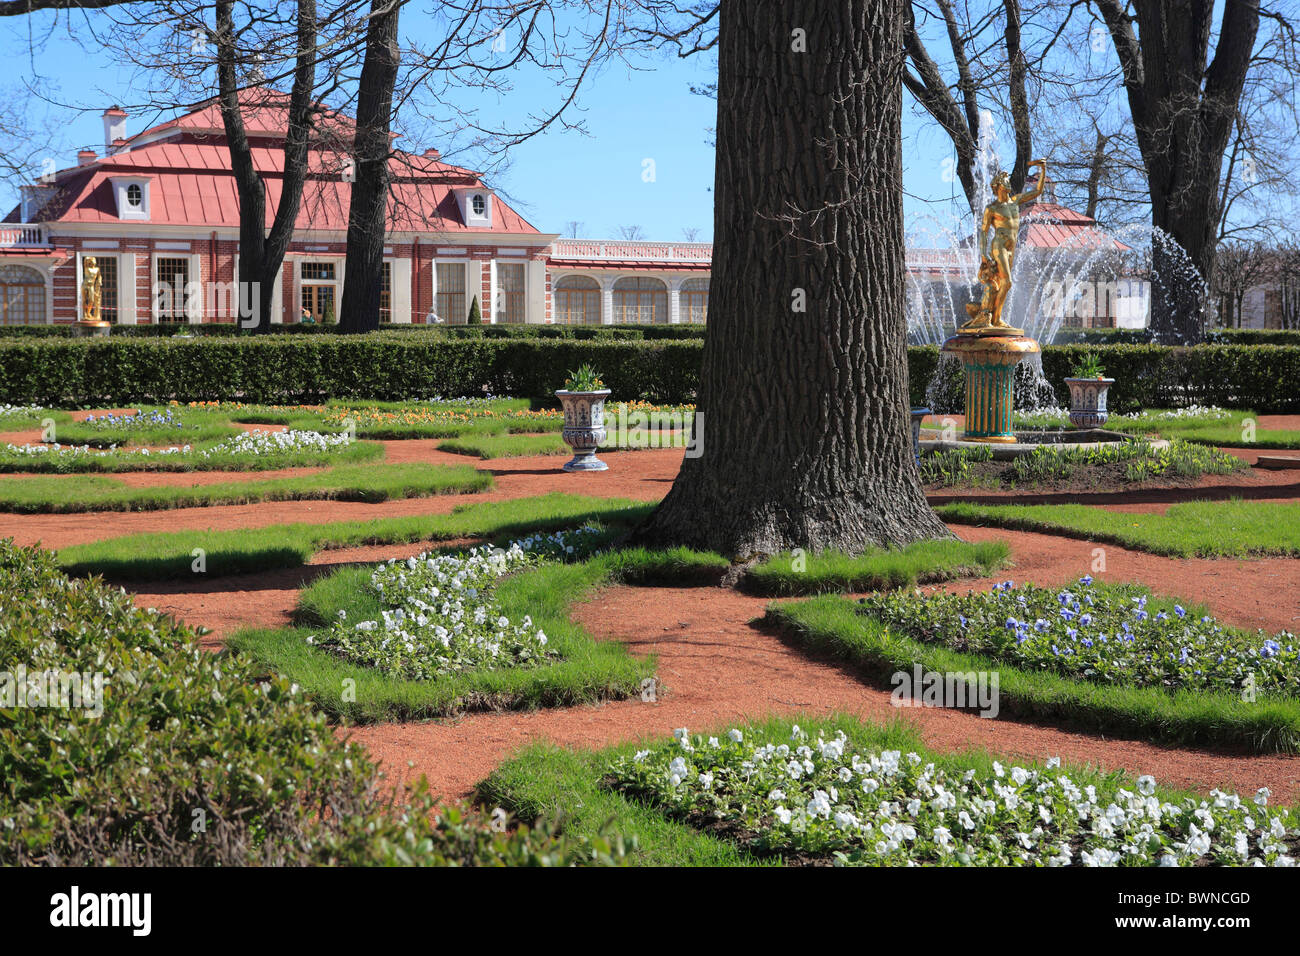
[[940, 162, 1046, 443]]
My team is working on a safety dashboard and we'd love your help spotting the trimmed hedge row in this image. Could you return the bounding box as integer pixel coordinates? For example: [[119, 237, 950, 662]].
[[3, 336, 1297, 412], [1056, 327, 1300, 346], [0, 335, 705, 405], [0, 322, 708, 341]]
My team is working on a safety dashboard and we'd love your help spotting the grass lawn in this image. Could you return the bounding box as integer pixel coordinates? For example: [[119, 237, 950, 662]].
[[475, 714, 1261, 867], [228, 545, 727, 722], [744, 539, 1009, 595], [938, 499, 1300, 558], [1110, 409, 1300, 449], [0, 462, 490, 513], [55, 492, 656, 580], [439, 433, 568, 459], [765, 589, 1300, 753]]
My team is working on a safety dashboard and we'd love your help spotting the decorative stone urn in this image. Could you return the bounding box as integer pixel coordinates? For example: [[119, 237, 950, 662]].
[[1065, 377, 1115, 429], [555, 388, 611, 472], [910, 407, 931, 465]]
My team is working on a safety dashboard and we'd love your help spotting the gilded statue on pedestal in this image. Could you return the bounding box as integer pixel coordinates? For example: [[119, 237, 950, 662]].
[[959, 159, 1048, 334], [80, 256, 103, 324]]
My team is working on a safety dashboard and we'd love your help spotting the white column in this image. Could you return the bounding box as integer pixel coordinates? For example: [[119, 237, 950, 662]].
[[117, 253, 137, 325], [391, 258, 412, 323], [668, 276, 683, 324], [601, 276, 616, 325], [527, 259, 547, 323]]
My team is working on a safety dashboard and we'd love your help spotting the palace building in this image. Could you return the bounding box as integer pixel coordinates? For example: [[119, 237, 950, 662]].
[[1, 93, 1132, 330], [1, 94, 712, 328]]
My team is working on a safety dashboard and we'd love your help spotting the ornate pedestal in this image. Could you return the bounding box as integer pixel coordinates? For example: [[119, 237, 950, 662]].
[[73, 321, 112, 338], [940, 332, 1040, 443]]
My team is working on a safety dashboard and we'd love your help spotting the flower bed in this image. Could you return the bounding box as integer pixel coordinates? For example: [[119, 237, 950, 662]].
[[310, 527, 604, 680], [920, 439, 1244, 490], [607, 725, 1298, 866], [0, 429, 379, 473], [860, 578, 1297, 697]]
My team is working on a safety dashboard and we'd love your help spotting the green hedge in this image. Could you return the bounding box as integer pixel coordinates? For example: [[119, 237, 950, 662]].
[[0, 537, 628, 865], [1056, 327, 1300, 346], [0, 335, 705, 405], [3, 336, 1297, 412]]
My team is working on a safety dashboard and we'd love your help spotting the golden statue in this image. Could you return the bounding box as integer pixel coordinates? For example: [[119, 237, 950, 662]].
[[80, 256, 103, 324], [959, 159, 1047, 334]]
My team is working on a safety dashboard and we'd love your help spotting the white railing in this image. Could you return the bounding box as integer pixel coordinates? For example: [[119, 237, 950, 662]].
[[550, 238, 713, 262], [0, 224, 50, 248]]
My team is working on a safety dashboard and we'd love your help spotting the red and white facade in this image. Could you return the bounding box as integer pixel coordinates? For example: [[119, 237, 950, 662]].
[[1, 96, 714, 327]]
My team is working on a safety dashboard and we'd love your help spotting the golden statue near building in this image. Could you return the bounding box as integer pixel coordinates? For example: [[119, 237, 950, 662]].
[[959, 159, 1048, 335], [80, 256, 104, 324]]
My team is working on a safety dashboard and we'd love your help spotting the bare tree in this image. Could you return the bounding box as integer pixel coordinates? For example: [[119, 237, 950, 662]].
[[562, 219, 584, 238], [1212, 240, 1271, 328], [338, 0, 402, 333], [902, 0, 1036, 216], [616, 223, 646, 240], [681, 225, 701, 241], [1089, 0, 1265, 342]]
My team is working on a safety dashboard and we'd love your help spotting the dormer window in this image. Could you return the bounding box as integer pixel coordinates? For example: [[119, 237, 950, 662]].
[[453, 186, 494, 228], [109, 175, 151, 220]]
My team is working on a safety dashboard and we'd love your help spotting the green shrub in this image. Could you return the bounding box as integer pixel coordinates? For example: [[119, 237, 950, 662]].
[[4, 337, 1299, 412], [0, 538, 625, 866]]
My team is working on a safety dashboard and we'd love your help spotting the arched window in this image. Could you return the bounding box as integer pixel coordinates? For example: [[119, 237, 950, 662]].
[[553, 275, 601, 325], [126, 184, 143, 208], [680, 277, 709, 323], [0, 265, 47, 325], [612, 276, 668, 324]]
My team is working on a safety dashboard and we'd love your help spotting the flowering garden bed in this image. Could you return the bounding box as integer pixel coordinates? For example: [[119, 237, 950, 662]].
[[766, 581, 1300, 753], [0, 428, 382, 473], [479, 716, 1300, 867]]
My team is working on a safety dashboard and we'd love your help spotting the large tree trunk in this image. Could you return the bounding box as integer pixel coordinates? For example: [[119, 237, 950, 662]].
[[339, 0, 401, 333], [631, 0, 951, 559]]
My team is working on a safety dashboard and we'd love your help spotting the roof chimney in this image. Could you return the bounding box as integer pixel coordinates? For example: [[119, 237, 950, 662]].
[[423, 148, 441, 160], [102, 106, 128, 153], [78, 148, 98, 166]]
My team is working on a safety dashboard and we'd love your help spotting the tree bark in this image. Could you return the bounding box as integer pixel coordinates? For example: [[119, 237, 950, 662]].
[[339, 0, 401, 333], [630, 0, 951, 559]]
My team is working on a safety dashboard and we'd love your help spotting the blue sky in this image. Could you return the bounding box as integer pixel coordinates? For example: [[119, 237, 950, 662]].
[[1, 7, 1047, 240]]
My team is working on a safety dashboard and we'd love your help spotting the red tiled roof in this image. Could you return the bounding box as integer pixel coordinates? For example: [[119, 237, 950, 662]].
[[1021, 200, 1128, 251], [8, 91, 538, 236]]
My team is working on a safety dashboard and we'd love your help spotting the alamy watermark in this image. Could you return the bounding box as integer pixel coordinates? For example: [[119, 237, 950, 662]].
[[0, 665, 104, 717], [890, 664, 1000, 718], [604, 403, 703, 458]]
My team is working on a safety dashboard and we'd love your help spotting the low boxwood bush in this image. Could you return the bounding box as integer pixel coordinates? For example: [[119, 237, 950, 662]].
[[0, 539, 625, 865]]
